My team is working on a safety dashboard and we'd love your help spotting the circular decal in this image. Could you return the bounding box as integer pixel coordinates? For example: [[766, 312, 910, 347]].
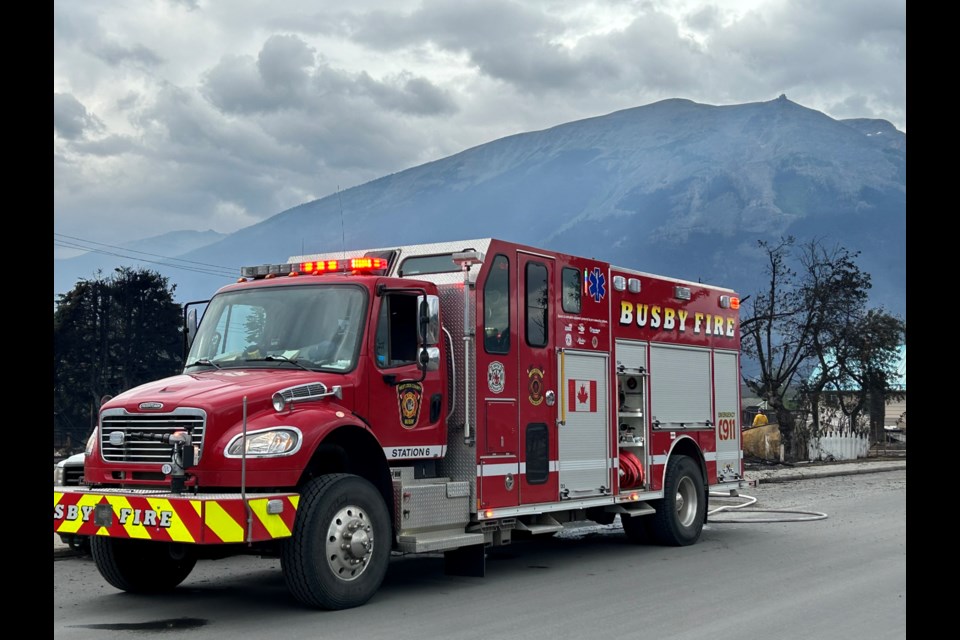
[[591, 336, 598, 348], [488, 361, 505, 394], [565, 333, 573, 347], [527, 366, 544, 406]]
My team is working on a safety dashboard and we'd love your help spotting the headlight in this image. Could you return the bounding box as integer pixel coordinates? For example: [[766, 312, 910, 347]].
[[226, 428, 301, 457], [53, 463, 66, 486], [84, 429, 98, 457]]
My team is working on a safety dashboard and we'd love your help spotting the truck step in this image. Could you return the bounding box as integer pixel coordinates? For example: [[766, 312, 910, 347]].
[[514, 514, 564, 535], [609, 501, 656, 516], [397, 530, 485, 553]]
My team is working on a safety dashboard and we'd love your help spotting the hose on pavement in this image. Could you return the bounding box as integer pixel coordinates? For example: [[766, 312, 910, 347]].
[[706, 491, 828, 523]]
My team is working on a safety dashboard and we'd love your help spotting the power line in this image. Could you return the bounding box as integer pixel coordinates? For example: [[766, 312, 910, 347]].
[[54, 232, 236, 272], [54, 233, 237, 279], [54, 240, 234, 278]]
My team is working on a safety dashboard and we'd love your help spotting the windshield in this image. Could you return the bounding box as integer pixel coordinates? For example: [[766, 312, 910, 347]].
[[186, 284, 367, 372]]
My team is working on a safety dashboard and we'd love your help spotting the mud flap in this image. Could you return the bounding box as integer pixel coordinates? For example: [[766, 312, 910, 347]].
[[443, 543, 486, 577]]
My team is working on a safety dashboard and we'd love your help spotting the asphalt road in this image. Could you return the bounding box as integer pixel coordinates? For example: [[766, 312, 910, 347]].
[[54, 466, 906, 640]]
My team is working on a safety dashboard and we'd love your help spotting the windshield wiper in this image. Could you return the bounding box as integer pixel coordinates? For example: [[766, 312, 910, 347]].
[[186, 358, 222, 369], [261, 355, 314, 371]]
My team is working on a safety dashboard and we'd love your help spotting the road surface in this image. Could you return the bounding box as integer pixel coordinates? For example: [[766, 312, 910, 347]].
[[54, 469, 906, 640]]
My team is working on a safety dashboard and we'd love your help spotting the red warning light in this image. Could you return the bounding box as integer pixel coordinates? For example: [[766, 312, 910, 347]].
[[295, 257, 386, 275], [349, 257, 387, 270]]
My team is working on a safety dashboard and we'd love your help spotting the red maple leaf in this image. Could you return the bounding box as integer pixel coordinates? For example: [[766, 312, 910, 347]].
[[577, 384, 589, 405]]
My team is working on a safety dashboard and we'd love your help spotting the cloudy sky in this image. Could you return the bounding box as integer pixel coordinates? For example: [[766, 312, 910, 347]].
[[54, 0, 905, 258]]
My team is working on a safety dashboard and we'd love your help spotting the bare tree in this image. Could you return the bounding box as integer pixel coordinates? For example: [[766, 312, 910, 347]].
[[740, 237, 811, 459], [739, 237, 897, 460]]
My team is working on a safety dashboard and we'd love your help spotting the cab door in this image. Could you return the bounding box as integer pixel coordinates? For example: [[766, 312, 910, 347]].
[[366, 290, 446, 461], [517, 252, 558, 505]]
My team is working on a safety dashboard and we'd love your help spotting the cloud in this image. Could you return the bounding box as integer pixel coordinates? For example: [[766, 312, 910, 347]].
[[257, 34, 316, 91], [54, 93, 104, 139], [88, 40, 163, 68], [53, 0, 906, 252], [203, 33, 455, 116], [342, 0, 616, 92]]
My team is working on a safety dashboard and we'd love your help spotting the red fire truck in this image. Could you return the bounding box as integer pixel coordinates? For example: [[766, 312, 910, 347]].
[[53, 238, 744, 610]]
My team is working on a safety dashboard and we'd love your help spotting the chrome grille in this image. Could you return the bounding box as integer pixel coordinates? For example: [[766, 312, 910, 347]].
[[279, 382, 327, 402], [100, 408, 206, 464]]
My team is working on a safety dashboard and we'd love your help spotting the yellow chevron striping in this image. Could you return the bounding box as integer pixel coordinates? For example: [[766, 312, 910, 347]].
[[107, 495, 152, 540], [145, 498, 196, 543], [248, 498, 293, 539], [55, 493, 113, 535], [204, 501, 246, 543]]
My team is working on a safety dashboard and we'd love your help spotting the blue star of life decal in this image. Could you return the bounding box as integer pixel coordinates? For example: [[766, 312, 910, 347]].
[[587, 267, 606, 303]]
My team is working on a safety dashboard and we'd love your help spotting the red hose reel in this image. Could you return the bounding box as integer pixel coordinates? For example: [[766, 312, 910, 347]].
[[618, 450, 645, 489]]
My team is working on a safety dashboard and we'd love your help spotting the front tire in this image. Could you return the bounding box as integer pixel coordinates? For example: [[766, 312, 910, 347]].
[[91, 537, 197, 592], [646, 455, 706, 546], [281, 474, 391, 610]]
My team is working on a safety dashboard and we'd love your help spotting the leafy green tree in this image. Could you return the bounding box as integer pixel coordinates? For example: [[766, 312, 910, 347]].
[[53, 268, 183, 450], [823, 309, 905, 443], [797, 239, 873, 444]]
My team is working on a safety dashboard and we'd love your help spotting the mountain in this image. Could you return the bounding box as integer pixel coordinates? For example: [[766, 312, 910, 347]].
[[54, 96, 907, 319]]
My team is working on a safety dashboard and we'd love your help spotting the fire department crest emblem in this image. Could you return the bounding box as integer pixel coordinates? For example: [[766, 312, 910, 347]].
[[487, 361, 505, 394], [527, 366, 544, 406], [397, 382, 423, 428]]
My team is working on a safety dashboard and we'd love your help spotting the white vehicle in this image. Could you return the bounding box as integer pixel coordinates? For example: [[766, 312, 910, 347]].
[[54, 452, 89, 552], [53, 452, 85, 486]]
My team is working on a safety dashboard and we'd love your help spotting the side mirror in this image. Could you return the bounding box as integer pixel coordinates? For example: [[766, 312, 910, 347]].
[[182, 300, 209, 353], [419, 347, 440, 372], [186, 308, 199, 349], [416, 295, 440, 346]]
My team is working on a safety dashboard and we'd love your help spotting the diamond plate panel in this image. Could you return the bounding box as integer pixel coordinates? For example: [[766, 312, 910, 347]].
[[392, 478, 470, 532], [436, 281, 479, 509]]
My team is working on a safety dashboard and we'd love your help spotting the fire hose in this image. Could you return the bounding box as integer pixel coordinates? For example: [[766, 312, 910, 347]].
[[618, 451, 644, 489], [707, 492, 828, 523]]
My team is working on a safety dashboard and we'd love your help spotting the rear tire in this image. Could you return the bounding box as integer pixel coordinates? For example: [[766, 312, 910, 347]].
[[281, 474, 391, 610], [91, 537, 197, 592], [646, 455, 706, 546]]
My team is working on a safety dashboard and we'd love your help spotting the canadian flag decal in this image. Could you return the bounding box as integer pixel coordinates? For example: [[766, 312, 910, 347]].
[[568, 379, 598, 412]]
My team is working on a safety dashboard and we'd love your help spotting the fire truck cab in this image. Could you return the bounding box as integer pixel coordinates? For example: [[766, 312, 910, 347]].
[[54, 238, 743, 610]]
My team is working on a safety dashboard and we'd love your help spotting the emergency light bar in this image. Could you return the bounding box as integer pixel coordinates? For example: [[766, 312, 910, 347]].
[[300, 257, 388, 273], [240, 257, 388, 280]]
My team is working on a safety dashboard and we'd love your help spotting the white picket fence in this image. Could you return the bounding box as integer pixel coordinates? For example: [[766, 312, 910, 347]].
[[807, 430, 871, 461]]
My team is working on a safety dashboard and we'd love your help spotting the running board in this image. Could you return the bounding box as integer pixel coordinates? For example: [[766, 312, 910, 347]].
[[607, 501, 656, 516], [514, 514, 564, 535], [397, 530, 485, 553]]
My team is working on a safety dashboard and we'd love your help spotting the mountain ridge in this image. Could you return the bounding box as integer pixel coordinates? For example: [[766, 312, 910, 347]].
[[54, 96, 906, 319]]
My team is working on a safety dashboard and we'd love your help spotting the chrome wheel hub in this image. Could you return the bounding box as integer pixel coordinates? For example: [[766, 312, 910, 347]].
[[325, 505, 374, 581], [675, 476, 697, 527]]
